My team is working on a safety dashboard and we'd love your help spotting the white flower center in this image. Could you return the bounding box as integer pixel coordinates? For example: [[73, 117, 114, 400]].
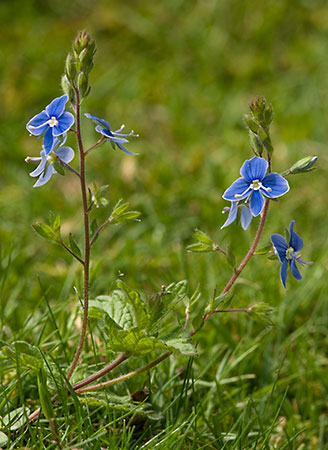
[[286, 246, 295, 260], [47, 153, 57, 164], [48, 116, 59, 127], [250, 179, 262, 190]]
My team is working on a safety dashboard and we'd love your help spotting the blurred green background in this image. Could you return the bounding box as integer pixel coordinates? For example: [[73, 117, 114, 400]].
[[1, 0, 328, 446]]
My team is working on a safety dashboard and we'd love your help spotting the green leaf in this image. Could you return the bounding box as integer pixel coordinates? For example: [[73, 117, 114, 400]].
[[37, 368, 55, 422], [53, 160, 65, 176], [187, 242, 213, 253], [32, 223, 60, 242], [90, 218, 99, 240], [187, 229, 217, 253], [2, 341, 43, 371], [69, 233, 82, 258], [1, 407, 30, 431], [106, 327, 168, 355], [248, 303, 274, 326], [111, 200, 130, 218], [165, 337, 196, 355], [254, 244, 272, 255], [226, 245, 236, 269], [193, 229, 213, 245], [49, 212, 61, 232], [207, 291, 234, 312], [0, 431, 8, 446], [89, 291, 135, 330], [192, 313, 204, 333], [116, 280, 149, 329], [111, 211, 141, 224], [147, 281, 188, 330]]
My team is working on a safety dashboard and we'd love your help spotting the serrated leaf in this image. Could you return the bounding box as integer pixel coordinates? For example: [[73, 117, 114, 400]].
[[187, 242, 213, 253], [106, 327, 168, 355], [69, 233, 82, 258], [20, 353, 43, 371], [111, 200, 130, 218], [111, 211, 141, 225], [116, 280, 149, 329], [2, 341, 43, 371], [49, 212, 61, 232], [89, 291, 135, 330], [32, 223, 59, 242], [165, 337, 196, 355], [193, 229, 213, 245]]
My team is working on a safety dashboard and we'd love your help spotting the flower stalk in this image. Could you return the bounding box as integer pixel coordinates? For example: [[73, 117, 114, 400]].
[[66, 86, 90, 381]]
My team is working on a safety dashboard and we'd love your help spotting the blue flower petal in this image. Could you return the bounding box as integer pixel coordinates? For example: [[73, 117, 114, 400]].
[[29, 151, 47, 177], [53, 112, 75, 136], [85, 113, 111, 130], [222, 178, 251, 201], [261, 173, 290, 198], [56, 146, 75, 164], [289, 220, 303, 252], [116, 142, 139, 155], [249, 190, 265, 216], [290, 258, 302, 281], [240, 205, 252, 230], [221, 202, 238, 229], [280, 259, 288, 288], [46, 95, 69, 118], [270, 234, 288, 262], [43, 127, 54, 155], [240, 157, 268, 182], [33, 164, 55, 187], [26, 111, 49, 136]]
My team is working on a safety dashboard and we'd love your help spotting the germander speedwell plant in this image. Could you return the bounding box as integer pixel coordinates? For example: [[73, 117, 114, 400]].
[[1, 32, 317, 441]]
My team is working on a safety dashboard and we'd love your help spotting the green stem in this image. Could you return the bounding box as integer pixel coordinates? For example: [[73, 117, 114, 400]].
[[66, 87, 90, 381]]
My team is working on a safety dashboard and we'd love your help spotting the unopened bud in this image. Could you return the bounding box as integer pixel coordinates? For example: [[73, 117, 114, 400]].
[[65, 53, 76, 81], [288, 156, 318, 175], [77, 71, 89, 98], [61, 75, 75, 103]]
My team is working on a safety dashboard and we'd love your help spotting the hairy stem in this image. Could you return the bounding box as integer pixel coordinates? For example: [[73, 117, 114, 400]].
[[204, 198, 270, 323], [85, 136, 106, 155], [75, 352, 171, 394], [66, 87, 90, 381], [60, 242, 84, 265], [29, 353, 129, 422], [89, 216, 112, 248]]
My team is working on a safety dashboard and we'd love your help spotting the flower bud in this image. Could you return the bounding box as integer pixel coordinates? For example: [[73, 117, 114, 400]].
[[77, 71, 90, 98], [288, 156, 318, 174], [65, 52, 77, 81], [61, 75, 75, 103]]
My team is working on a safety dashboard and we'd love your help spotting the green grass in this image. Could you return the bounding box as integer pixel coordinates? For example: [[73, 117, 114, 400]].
[[1, 0, 328, 448]]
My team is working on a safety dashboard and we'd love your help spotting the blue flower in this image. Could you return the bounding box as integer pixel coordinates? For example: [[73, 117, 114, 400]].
[[26, 143, 75, 187], [221, 202, 252, 230], [26, 95, 75, 155], [270, 221, 310, 288], [222, 157, 289, 217], [85, 113, 139, 155]]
